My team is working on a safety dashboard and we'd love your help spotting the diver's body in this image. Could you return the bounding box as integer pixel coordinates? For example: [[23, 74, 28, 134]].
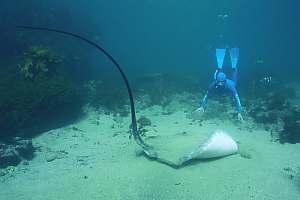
[[197, 62, 243, 121]]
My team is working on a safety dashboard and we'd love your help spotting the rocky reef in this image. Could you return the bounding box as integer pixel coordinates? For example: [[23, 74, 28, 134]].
[[0, 45, 84, 170], [246, 85, 300, 143], [0, 46, 83, 139]]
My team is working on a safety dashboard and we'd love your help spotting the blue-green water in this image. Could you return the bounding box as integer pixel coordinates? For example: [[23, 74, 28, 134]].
[[1, 1, 300, 80], [0, 1, 300, 199]]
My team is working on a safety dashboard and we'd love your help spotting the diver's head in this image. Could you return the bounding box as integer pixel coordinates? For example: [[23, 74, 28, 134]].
[[216, 72, 226, 88]]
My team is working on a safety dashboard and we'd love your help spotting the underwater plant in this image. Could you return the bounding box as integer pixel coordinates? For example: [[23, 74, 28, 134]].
[[18, 46, 62, 79]]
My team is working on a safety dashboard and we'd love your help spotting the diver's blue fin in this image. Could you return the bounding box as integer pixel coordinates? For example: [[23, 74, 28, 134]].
[[229, 48, 239, 69], [216, 48, 226, 69]]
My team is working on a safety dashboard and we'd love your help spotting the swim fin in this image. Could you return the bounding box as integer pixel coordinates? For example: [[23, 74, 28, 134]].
[[216, 48, 226, 69], [229, 48, 239, 69]]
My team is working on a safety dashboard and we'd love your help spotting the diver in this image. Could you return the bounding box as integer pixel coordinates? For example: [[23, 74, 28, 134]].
[[195, 12, 243, 121], [196, 47, 243, 121]]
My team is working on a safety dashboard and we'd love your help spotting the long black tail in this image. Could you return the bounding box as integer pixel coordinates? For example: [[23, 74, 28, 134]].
[[16, 25, 147, 147]]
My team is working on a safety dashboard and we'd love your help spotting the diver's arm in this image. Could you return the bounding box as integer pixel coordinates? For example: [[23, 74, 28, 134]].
[[227, 83, 242, 113], [228, 83, 243, 121], [200, 82, 215, 110], [201, 92, 209, 109], [233, 92, 242, 113]]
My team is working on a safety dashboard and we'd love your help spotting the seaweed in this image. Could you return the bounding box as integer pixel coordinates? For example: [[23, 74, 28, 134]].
[[18, 46, 62, 79]]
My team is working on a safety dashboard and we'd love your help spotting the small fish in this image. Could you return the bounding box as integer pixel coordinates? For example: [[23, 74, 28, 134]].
[[259, 76, 272, 86]]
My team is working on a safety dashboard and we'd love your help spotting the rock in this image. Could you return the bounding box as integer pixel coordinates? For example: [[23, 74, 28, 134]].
[[137, 116, 152, 127], [14, 139, 34, 159], [71, 126, 85, 132], [0, 138, 34, 168], [239, 151, 252, 159], [282, 166, 299, 180], [45, 150, 68, 162], [46, 153, 57, 162], [22, 161, 29, 166], [0, 169, 6, 177], [0, 147, 21, 168]]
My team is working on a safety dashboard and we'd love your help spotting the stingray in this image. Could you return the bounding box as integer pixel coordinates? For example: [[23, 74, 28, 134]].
[[16, 26, 238, 168]]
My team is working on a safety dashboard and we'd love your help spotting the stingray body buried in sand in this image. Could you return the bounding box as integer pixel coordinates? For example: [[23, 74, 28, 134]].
[[142, 130, 239, 168]]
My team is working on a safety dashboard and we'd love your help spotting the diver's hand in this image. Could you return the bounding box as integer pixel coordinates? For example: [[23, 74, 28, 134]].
[[237, 113, 244, 122], [191, 107, 205, 120], [195, 107, 205, 113]]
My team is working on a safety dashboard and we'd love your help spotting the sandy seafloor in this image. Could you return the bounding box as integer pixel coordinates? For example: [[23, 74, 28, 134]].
[[1, 97, 300, 200]]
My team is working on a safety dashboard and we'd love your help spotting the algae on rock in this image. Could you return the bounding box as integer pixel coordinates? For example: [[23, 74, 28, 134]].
[[18, 46, 62, 79]]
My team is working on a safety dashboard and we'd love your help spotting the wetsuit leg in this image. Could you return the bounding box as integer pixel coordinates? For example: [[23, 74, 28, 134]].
[[231, 68, 238, 85]]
